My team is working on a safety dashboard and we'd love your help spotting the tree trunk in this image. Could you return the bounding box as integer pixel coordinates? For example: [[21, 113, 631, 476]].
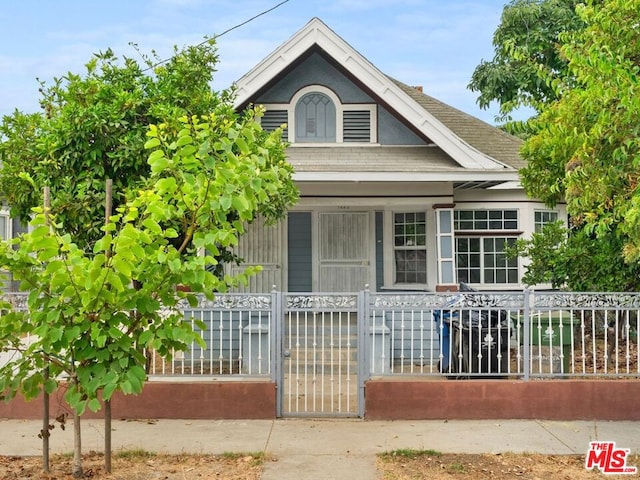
[[42, 366, 50, 472], [72, 410, 83, 478], [105, 400, 112, 473]]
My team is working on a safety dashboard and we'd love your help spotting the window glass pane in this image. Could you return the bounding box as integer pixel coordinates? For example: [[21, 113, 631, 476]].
[[440, 236, 452, 258], [504, 220, 518, 230], [508, 269, 519, 283], [484, 254, 495, 268], [295, 93, 336, 142], [439, 210, 452, 233], [469, 269, 481, 283], [442, 261, 454, 283]]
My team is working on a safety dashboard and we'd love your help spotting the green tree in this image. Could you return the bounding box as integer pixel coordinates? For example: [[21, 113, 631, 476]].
[[520, 0, 640, 278], [508, 222, 640, 291], [468, 0, 588, 128], [0, 40, 257, 253], [0, 109, 296, 477]]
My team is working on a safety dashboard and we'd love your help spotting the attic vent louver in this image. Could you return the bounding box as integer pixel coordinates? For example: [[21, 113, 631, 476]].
[[343, 110, 371, 142], [261, 110, 288, 136]]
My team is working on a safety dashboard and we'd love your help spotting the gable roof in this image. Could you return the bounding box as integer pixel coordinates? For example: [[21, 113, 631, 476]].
[[233, 17, 522, 174]]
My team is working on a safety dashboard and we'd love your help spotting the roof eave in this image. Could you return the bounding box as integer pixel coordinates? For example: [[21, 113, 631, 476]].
[[293, 171, 521, 183]]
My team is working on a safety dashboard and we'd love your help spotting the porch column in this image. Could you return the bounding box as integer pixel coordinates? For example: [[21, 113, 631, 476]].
[[433, 204, 457, 292]]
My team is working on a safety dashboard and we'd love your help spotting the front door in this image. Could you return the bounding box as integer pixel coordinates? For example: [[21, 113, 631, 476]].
[[317, 212, 370, 292]]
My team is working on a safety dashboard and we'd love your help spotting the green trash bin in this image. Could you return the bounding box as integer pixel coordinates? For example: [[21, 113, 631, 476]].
[[524, 314, 576, 374]]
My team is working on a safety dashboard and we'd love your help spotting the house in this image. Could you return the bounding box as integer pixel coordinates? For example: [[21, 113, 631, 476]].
[[229, 17, 566, 294]]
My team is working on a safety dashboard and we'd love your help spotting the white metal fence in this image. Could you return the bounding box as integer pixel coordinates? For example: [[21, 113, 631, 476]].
[[3, 290, 639, 381]]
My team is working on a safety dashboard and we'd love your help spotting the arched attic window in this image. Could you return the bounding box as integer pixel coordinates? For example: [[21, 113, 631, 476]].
[[295, 92, 336, 142]]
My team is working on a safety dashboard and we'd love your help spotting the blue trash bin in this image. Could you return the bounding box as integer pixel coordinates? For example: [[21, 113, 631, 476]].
[[433, 295, 461, 374], [433, 309, 451, 372]]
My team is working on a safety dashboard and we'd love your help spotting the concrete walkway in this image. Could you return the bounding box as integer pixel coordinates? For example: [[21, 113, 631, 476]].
[[1, 418, 639, 479]]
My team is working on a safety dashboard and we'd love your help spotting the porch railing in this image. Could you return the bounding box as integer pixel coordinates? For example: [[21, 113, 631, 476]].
[[2, 290, 639, 380]]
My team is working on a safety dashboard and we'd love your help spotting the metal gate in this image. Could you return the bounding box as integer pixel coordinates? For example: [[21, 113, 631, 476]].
[[277, 293, 365, 417]]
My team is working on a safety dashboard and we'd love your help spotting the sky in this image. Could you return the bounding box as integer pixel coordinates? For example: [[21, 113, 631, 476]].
[[0, 0, 513, 124]]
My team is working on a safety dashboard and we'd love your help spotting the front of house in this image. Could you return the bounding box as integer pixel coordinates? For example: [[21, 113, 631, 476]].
[[229, 18, 566, 294]]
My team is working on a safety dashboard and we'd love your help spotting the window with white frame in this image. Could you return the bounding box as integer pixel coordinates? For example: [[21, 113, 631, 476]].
[[0, 213, 9, 241], [534, 210, 559, 232], [0, 212, 11, 289], [393, 212, 427, 284], [454, 209, 519, 285], [295, 92, 336, 142], [259, 85, 377, 143]]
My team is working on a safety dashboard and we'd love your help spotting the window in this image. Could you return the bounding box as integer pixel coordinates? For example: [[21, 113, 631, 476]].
[[454, 209, 519, 285], [0, 213, 9, 241], [0, 213, 11, 289], [394, 212, 427, 284], [456, 237, 518, 284], [261, 86, 376, 144], [295, 92, 336, 142], [454, 209, 518, 231], [534, 210, 559, 232]]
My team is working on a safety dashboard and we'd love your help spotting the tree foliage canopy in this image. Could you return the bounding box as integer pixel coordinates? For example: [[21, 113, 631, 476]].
[[468, 0, 587, 125], [521, 0, 640, 263], [0, 40, 285, 252]]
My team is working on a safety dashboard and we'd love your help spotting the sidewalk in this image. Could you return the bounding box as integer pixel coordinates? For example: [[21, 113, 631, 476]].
[[1, 418, 638, 479]]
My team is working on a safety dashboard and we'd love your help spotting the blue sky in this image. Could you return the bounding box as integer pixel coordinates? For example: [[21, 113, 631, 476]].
[[0, 0, 512, 123]]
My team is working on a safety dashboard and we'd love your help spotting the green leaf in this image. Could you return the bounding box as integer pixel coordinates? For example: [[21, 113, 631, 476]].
[[149, 150, 170, 173], [235, 137, 250, 154], [232, 194, 250, 213], [88, 397, 102, 412], [144, 137, 161, 149], [103, 382, 118, 401], [142, 218, 162, 235], [112, 257, 132, 277], [176, 134, 193, 147]]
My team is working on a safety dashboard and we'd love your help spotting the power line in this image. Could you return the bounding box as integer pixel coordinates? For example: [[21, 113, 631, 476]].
[[144, 0, 291, 71]]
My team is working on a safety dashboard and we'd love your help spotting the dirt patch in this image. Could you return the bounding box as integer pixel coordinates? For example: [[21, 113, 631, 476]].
[[377, 451, 640, 479], [2, 451, 639, 479], [0, 451, 264, 479]]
